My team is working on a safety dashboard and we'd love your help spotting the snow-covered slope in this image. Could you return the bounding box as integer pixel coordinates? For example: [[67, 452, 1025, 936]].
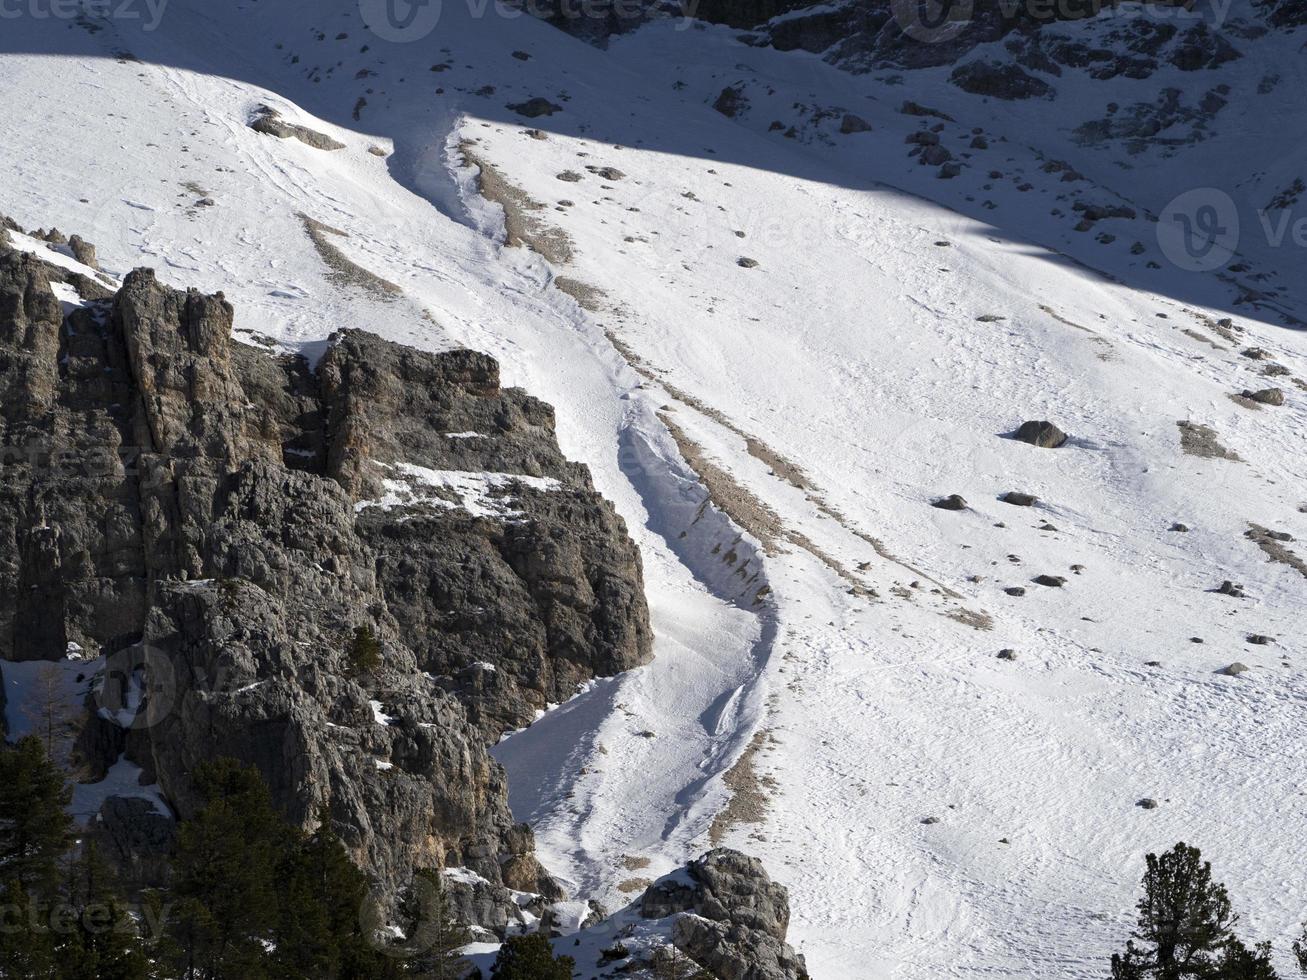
[[2, 1, 1304, 976]]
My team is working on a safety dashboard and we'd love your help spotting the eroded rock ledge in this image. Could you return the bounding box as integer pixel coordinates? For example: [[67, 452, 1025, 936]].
[[0, 231, 652, 922]]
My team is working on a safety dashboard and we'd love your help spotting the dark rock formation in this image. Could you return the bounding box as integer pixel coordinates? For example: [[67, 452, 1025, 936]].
[[1000, 492, 1038, 507], [507, 97, 562, 118], [0, 239, 652, 925], [951, 59, 1053, 100], [932, 494, 968, 511], [1013, 420, 1068, 448], [640, 849, 807, 980], [839, 112, 871, 134], [1241, 387, 1285, 406], [248, 104, 346, 151], [714, 85, 749, 118], [1215, 580, 1247, 598]]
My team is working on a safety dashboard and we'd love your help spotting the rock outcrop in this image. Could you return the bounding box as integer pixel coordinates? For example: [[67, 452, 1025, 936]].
[[640, 849, 808, 980], [1013, 419, 1069, 448], [0, 236, 652, 924]]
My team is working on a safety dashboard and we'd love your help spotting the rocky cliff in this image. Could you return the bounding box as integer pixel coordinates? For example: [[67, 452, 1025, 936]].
[[0, 221, 652, 921]]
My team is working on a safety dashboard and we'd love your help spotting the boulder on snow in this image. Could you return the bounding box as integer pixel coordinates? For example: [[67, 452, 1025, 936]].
[[1013, 420, 1068, 448], [1000, 492, 1038, 507], [713, 86, 748, 118], [932, 494, 968, 511], [248, 105, 345, 151], [1240, 387, 1285, 406], [1032, 574, 1066, 588], [839, 113, 871, 134], [921, 144, 953, 166], [640, 849, 806, 980], [951, 60, 1053, 100], [507, 97, 562, 118], [1220, 662, 1250, 676], [68, 234, 98, 270]]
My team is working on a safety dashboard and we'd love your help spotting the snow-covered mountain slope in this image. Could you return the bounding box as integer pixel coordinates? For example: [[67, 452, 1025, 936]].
[[2, 1, 1305, 976]]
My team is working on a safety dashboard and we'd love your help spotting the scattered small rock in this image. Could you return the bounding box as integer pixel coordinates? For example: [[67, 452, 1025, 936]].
[[1246, 635, 1274, 646], [1169, 522, 1190, 532], [1220, 662, 1250, 676], [1214, 580, 1247, 598], [713, 86, 747, 118], [737, 257, 759, 269], [1032, 575, 1066, 588], [839, 113, 871, 134], [68, 234, 98, 269], [921, 816, 941, 825], [997, 649, 1017, 660], [1000, 492, 1038, 507], [932, 494, 968, 511], [1240, 387, 1285, 406], [1013, 420, 1068, 448], [1004, 587, 1026, 597], [248, 104, 345, 151], [507, 97, 561, 118], [556, 171, 583, 182], [1137, 798, 1159, 810]]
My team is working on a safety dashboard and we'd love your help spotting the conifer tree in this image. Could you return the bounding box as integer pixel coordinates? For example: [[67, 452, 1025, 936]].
[[1111, 842, 1280, 980], [58, 842, 152, 980], [0, 736, 74, 893], [168, 758, 289, 980], [272, 808, 402, 980], [1219, 939, 1279, 980], [488, 932, 575, 980], [0, 877, 57, 978], [393, 869, 470, 980]]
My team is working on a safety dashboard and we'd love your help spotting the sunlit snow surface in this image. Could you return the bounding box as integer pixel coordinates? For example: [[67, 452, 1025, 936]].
[[1, 2, 1305, 976]]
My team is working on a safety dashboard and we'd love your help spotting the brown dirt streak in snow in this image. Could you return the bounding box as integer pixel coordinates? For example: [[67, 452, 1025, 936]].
[[1177, 420, 1241, 461], [1246, 524, 1307, 579], [299, 214, 402, 301], [709, 728, 772, 845], [460, 143, 574, 265]]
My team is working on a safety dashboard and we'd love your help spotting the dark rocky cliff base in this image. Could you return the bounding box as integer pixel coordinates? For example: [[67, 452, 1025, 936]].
[[0, 227, 652, 926]]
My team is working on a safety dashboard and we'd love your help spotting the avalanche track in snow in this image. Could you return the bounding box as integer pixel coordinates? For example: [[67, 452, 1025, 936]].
[[2, 0, 1306, 975]]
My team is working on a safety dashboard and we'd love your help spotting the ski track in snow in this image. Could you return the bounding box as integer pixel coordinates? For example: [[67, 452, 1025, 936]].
[[2, 2, 1306, 976]]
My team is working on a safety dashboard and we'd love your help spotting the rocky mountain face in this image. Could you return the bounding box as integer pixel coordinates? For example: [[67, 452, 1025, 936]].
[[0, 221, 652, 922], [639, 849, 808, 980]]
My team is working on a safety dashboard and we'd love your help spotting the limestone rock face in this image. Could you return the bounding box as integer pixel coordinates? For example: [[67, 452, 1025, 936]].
[[641, 849, 807, 980], [0, 240, 652, 923]]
